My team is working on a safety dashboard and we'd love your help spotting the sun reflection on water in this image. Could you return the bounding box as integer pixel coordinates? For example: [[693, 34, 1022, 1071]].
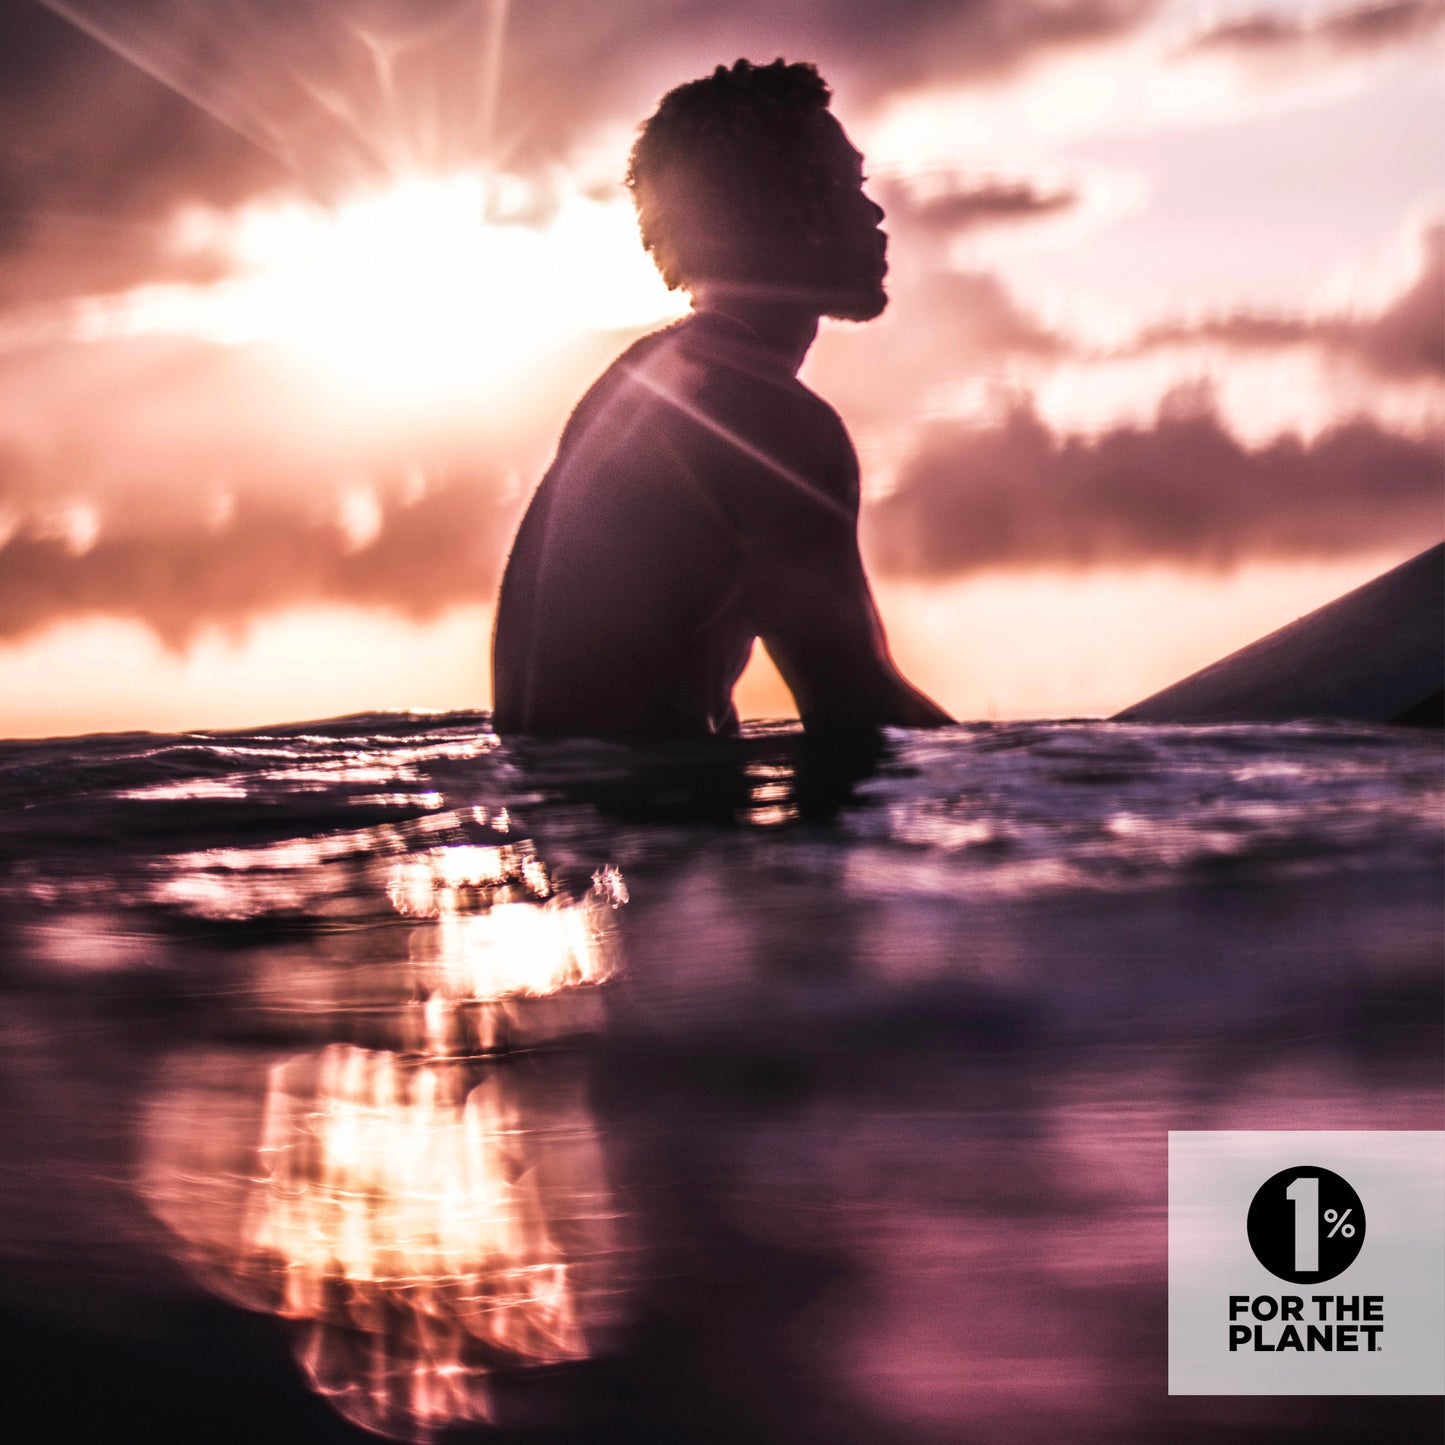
[[391, 844, 622, 1012], [142, 827, 625, 1440], [250, 1047, 599, 1436]]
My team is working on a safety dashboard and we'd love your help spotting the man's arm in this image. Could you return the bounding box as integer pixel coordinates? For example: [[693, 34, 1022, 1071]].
[[754, 538, 952, 728], [739, 449, 953, 730]]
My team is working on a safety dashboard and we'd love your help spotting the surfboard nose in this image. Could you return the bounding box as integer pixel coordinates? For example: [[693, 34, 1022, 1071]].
[[1114, 542, 1444, 726]]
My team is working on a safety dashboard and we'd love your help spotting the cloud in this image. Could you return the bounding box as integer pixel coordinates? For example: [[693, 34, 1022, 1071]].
[[865, 386, 1444, 576], [0, 459, 517, 646], [0, 3, 284, 310], [809, 174, 1084, 419], [1184, 0, 1445, 61], [0, 0, 1163, 311], [1345, 223, 1445, 378], [870, 267, 1072, 368], [876, 175, 1079, 235], [806, 264, 1075, 433], [1126, 222, 1445, 381], [497, 0, 1161, 148]]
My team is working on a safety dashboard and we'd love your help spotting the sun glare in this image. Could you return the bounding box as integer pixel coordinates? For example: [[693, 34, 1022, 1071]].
[[75, 173, 687, 411]]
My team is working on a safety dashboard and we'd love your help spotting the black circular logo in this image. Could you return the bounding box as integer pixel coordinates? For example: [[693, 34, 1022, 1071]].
[[1246, 1165, 1365, 1283]]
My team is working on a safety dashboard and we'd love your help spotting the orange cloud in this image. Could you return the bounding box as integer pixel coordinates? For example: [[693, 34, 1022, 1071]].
[[0, 470, 516, 646]]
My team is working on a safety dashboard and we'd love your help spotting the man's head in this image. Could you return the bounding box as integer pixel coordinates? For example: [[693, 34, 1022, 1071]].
[[627, 59, 888, 322]]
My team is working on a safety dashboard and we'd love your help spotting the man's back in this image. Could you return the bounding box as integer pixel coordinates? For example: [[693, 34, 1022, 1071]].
[[491, 313, 858, 737]]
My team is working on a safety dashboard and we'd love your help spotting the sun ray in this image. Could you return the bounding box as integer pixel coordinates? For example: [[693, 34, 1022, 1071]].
[[34, 1, 515, 196], [478, 0, 510, 188], [35, 0, 294, 169]]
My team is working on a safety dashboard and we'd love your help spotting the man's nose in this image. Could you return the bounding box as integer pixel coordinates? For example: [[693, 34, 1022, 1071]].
[[868, 196, 885, 225]]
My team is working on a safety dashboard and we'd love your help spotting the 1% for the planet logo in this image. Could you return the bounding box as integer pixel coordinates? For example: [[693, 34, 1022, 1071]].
[[1246, 1165, 1366, 1284]]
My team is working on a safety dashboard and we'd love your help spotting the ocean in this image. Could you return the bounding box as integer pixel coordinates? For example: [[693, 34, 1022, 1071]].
[[0, 713, 1440, 1443]]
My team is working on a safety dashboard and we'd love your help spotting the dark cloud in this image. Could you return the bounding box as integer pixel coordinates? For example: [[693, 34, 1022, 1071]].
[[498, 0, 1159, 162], [0, 465, 517, 646], [877, 176, 1078, 234], [0, 3, 285, 309], [865, 389, 1444, 575], [1350, 223, 1445, 378], [0, 0, 1159, 309], [1183, 0, 1445, 60], [1128, 222, 1445, 381]]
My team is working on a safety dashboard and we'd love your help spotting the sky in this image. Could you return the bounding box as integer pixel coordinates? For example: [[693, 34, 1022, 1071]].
[[0, 0, 1440, 737]]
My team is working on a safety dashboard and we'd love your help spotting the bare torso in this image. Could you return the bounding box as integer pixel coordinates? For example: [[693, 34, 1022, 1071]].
[[492, 311, 948, 738]]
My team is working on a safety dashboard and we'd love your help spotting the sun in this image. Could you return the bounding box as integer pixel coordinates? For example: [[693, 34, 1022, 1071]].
[[74, 171, 688, 413]]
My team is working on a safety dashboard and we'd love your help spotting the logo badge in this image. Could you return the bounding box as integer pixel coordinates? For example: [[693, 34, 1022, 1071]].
[[1169, 1131, 1444, 1395], [1246, 1165, 1366, 1283]]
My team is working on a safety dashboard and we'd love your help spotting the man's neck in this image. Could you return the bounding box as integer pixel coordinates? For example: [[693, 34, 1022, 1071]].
[[692, 295, 819, 376]]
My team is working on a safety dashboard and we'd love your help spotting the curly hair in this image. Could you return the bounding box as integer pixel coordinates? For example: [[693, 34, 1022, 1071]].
[[626, 59, 841, 294]]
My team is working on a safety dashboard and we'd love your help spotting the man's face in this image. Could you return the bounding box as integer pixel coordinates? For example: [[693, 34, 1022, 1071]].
[[663, 106, 888, 320], [802, 113, 889, 323]]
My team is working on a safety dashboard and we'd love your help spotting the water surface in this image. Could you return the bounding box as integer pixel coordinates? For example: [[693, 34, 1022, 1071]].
[[0, 714, 1440, 1442]]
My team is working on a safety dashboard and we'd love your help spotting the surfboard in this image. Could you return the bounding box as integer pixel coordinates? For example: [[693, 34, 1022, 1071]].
[[1115, 542, 1444, 726]]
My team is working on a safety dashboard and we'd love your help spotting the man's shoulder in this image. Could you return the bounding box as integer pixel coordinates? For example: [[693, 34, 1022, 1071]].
[[618, 318, 841, 419], [675, 322, 854, 468], [552, 317, 855, 513], [558, 321, 690, 434]]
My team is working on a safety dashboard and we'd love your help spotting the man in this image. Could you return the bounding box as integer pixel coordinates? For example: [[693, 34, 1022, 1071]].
[[492, 59, 952, 737]]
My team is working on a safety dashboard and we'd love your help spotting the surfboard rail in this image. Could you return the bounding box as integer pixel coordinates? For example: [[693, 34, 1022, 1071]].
[[1115, 542, 1444, 726]]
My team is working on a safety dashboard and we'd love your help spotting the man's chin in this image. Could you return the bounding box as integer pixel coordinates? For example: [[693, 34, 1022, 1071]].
[[823, 284, 888, 323]]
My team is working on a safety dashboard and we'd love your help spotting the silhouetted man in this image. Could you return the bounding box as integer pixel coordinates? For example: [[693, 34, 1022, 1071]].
[[492, 59, 952, 737]]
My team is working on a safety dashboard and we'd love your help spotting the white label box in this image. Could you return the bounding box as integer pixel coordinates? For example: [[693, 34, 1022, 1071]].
[[1169, 1131, 1444, 1395]]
